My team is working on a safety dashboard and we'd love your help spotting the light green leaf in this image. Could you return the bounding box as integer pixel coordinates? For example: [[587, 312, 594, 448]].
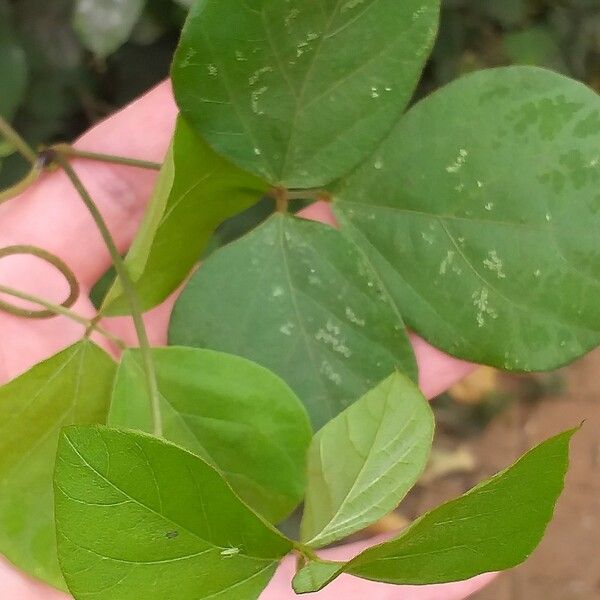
[[334, 66, 600, 371], [301, 372, 433, 548], [109, 346, 312, 523], [72, 0, 145, 58], [0, 341, 115, 588], [55, 426, 292, 600], [103, 117, 268, 315], [172, 0, 440, 187], [346, 429, 575, 584], [169, 213, 417, 429], [292, 559, 344, 594]]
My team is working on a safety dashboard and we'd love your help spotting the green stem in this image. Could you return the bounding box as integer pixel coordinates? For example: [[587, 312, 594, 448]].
[[0, 283, 125, 349], [51, 144, 162, 171], [287, 189, 331, 202], [0, 115, 38, 166], [56, 155, 163, 436], [293, 542, 320, 562]]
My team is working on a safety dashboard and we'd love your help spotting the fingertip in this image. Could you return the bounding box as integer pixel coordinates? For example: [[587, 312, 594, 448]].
[[75, 80, 178, 162], [297, 200, 338, 227], [411, 334, 477, 400]]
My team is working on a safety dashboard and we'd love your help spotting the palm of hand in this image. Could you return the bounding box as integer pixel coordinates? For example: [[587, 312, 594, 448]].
[[0, 83, 493, 600]]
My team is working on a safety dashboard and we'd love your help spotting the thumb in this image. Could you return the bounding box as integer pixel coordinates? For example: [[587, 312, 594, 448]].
[[0, 80, 177, 291]]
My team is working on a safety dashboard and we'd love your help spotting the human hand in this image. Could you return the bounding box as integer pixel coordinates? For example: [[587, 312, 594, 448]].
[[0, 82, 494, 599]]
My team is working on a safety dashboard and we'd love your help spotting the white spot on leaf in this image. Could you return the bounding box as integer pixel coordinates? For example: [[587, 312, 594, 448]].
[[483, 250, 506, 279]]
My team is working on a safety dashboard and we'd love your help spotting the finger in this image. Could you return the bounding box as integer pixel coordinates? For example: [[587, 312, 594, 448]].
[[0, 80, 177, 290], [0, 557, 69, 600]]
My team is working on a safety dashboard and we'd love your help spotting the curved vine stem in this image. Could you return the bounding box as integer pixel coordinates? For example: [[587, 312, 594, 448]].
[[0, 283, 125, 349], [0, 115, 37, 166], [55, 154, 163, 436], [51, 143, 162, 171], [0, 165, 43, 204], [0, 245, 80, 318]]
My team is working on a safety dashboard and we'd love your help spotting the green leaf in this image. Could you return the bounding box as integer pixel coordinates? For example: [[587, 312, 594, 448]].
[[334, 66, 600, 372], [109, 346, 312, 523], [0, 1, 28, 120], [0, 342, 116, 588], [72, 0, 145, 58], [103, 117, 268, 315], [293, 429, 575, 592], [301, 372, 433, 548], [503, 27, 566, 71], [54, 426, 292, 600], [346, 429, 576, 584], [169, 213, 417, 429], [172, 0, 440, 187], [292, 559, 344, 594]]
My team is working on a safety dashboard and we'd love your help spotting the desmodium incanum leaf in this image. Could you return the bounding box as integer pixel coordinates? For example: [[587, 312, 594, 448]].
[[54, 426, 293, 600], [292, 429, 576, 593], [102, 117, 268, 315], [334, 66, 600, 371], [171, 0, 441, 187], [292, 559, 344, 594], [345, 429, 576, 585], [169, 213, 417, 429], [109, 346, 312, 523], [301, 372, 434, 548], [0, 341, 115, 589]]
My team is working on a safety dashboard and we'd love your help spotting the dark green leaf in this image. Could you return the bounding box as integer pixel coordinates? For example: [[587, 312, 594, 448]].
[[346, 429, 575, 584], [0, 1, 28, 120], [334, 67, 600, 371], [103, 117, 268, 315], [301, 372, 433, 548], [72, 0, 145, 58], [109, 346, 312, 522], [55, 426, 292, 600], [172, 0, 440, 187], [0, 342, 115, 588], [169, 213, 417, 429]]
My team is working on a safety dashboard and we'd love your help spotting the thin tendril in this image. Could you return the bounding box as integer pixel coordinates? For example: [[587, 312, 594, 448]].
[[0, 283, 125, 349], [0, 246, 80, 318], [0, 165, 43, 205], [55, 154, 163, 437]]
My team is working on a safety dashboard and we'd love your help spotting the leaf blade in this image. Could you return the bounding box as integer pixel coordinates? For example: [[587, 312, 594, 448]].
[[169, 213, 417, 429], [72, 0, 144, 58], [334, 66, 600, 371], [102, 117, 268, 315], [108, 346, 312, 523], [346, 429, 576, 584], [292, 560, 344, 594], [55, 426, 292, 600], [172, 0, 440, 186], [0, 341, 116, 588], [301, 372, 434, 548]]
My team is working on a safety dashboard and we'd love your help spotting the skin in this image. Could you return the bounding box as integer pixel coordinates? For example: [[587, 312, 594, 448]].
[[0, 82, 496, 599]]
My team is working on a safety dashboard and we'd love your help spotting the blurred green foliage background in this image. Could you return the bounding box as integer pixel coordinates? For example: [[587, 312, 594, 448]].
[[1, 0, 599, 188]]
